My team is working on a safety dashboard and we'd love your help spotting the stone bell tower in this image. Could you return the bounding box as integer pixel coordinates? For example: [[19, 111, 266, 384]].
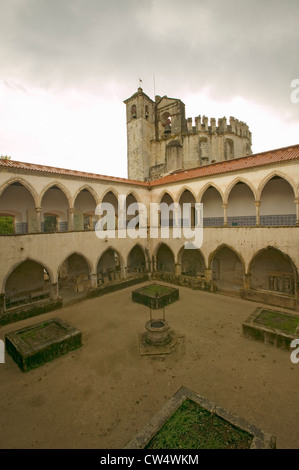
[[124, 87, 155, 181]]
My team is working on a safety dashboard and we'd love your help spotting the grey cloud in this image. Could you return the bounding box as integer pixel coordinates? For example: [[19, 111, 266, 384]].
[[0, 0, 298, 119]]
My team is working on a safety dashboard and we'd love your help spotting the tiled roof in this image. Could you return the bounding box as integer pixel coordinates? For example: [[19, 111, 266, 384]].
[[148, 144, 299, 187], [0, 144, 298, 188], [0, 159, 148, 186]]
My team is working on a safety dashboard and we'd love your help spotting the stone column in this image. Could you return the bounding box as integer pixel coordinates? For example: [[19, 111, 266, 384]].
[[205, 268, 213, 282], [243, 273, 251, 290], [295, 198, 299, 226], [175, 263, 181, 276], [222, 204, 228, 227], [49, 282, 59, 300], [35, 207, 42, 232], [90, 273, 98, 289], [255, 201, 261, 226], [121, 266, 127, 279], [68, 208, 74, 231]]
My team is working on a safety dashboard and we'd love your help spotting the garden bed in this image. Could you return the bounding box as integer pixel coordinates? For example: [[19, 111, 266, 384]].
[[125, 387, 276, 449], [242, 307, 299, 351]]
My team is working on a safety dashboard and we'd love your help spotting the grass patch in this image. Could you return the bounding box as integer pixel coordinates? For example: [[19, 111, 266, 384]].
[[254, 309, 299, 334], [145, 399, 253, 449], [140, 284, 172, 296]]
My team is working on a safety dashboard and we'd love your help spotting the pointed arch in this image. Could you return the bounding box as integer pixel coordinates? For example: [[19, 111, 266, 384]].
[[257, 171, 297, 200], [175, 186, 197, 204], [248, 246, 298, 295], [155, 242, 175, 273], [3, 257, 54, 292], [224, 177, 257, 204], [73, 185, 99, 207], [178, 245, 206, 276], [0, 177, 38, 206], [209, 244, 245, 293], [100, 187, 120, 203], [157, 189, 175, 204], [58, 252, 92, 293], [198, 182, 224, 204], [40, 181, 72, 207]]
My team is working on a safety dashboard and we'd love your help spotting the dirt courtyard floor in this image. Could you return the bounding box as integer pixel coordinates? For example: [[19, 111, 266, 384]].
[[0, 281, 299, 449]]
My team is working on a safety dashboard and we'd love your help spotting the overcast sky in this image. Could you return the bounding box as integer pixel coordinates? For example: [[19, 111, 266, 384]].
[[0, 0, 298, 178]]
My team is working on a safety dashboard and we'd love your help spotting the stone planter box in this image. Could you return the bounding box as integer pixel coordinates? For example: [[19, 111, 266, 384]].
[[242, 307, 299, 351], [132, 283, 179, 309], [125, 386, 276, 449], [5, 317, 82, 372]]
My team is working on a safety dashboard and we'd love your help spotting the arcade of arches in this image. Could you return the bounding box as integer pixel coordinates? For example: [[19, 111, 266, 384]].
[[0, 152, 298, 323]]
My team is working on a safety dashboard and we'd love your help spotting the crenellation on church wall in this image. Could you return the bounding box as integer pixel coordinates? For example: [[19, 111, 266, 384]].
[[125, 88, 252, 181]]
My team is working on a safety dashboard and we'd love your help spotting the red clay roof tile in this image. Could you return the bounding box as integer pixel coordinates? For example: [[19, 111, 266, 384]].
[[0, 144, 298, 188]]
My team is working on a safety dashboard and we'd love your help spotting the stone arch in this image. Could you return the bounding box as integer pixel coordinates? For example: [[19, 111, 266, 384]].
[[40, 181, 72, 208], [73, 186, 98, 231], [0, 178, 38, 205], [224, 178, 257, 204], [248, 246, 297, 295], [224, 138, 234, 160], [257, 172, 297, 200], [165, 140, 182, 172], [58, 252, 92, 293], [97, 247, 124, 284], [155, 243, 175, 273], [225, 179, 256, 226], [175, 186, 197, 204], [209, 244, 245, 293], [127, 244, 148, 275], [178, 188, 197, 227], [199, 184, 224, 227], [73, 185, 99, 207], [198, 183, 224, 204], [258, 174, 296, 226], [0, 180, 37, 234], [158, 190, 175, 205], [178, 246, 206, 277], [4, 258, 53, 306], [100, 187, 120, 203]]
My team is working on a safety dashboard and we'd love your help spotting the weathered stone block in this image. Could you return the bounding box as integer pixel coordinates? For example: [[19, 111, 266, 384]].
[[5, 318, 82, 372]]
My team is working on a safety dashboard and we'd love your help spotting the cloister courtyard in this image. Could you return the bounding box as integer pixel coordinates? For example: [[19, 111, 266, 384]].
[[0, 281, 298, 449]]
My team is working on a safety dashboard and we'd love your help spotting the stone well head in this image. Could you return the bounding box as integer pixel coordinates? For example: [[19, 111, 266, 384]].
[[145, 319, 171, 346]]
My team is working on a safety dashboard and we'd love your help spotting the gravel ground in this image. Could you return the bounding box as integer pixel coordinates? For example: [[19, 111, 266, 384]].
[[0, 281, 298, 449]]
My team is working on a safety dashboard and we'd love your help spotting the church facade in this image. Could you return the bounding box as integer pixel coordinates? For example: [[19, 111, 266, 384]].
[[0, 89, 298, 325]]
